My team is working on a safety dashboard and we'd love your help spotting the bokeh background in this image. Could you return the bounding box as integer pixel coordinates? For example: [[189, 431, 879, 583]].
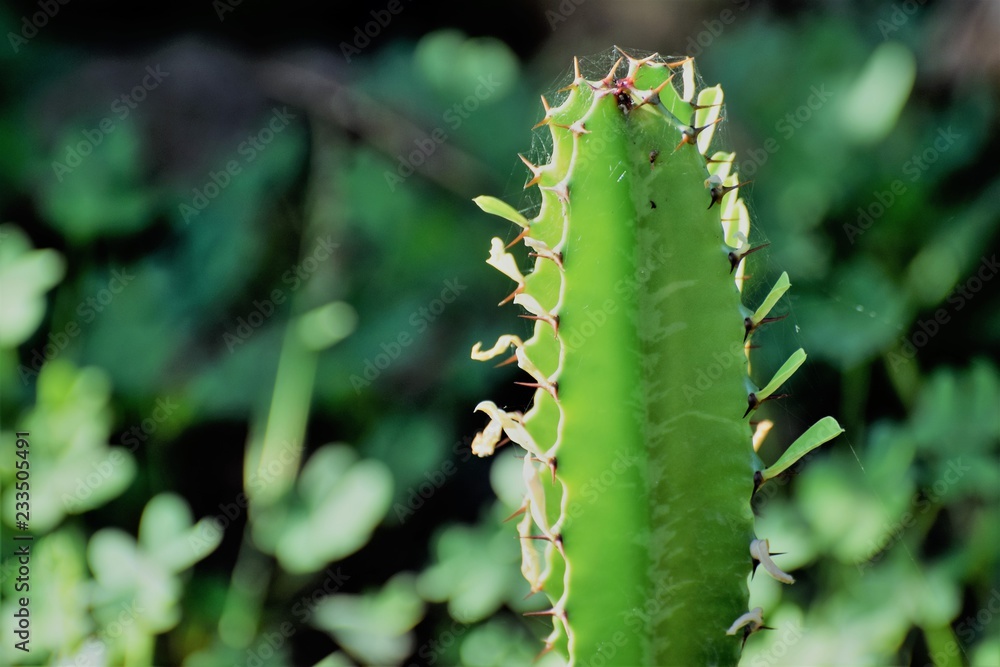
[[1, 1, 998, 665]]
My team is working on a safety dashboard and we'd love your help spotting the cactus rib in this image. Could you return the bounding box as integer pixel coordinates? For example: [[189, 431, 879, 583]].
[[471, 49, 842, 666]]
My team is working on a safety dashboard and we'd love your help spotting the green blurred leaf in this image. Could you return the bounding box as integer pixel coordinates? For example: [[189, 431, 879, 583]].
[[838, 42, 915, 145], [416, 30, 518, 101], [254, 444, 393, 574], [756, 348, 807, 401], [797, 259, 911, 368], [139, 492, 222, 572], [39, 123, 157, 243], [472, 195, 528, 228], [1, 361, 134, 532], [416, 517, 527, 623], [312, 573, 424, 666], [761, 416, 843, 481], [0, 224, 65, 347]]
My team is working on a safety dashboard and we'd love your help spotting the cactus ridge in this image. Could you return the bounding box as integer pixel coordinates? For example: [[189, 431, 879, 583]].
[[471, 48, 842, 666]]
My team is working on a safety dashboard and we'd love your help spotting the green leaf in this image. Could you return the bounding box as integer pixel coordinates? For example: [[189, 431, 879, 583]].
[[757, 348, 807, 400], [139, 493, 222, 572], [312, 573, 424, 666], [0, 225, 65, 347], [838, 41, 916, 145], [752, 271, 790, 324], [472, 196, 528, 228], [761, 416, 844, 482], [270, 445, 393, 574], [416, 520, 524, 623]]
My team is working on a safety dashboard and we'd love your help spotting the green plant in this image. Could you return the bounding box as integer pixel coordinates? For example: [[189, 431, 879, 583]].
[[470, 50, 843, 665]]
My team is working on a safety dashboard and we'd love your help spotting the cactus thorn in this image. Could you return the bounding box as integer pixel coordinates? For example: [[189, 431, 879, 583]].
[[729, 243, 770, 273], [744, 392, 790, 418], [514, 380, 559, 401], [614, 44, 636, 61], [533, 641, 555, 663], [504, 505, 528, 522], [499, 285, 524, 306], [518, 313, 560, 334], [633, 77, 674, 109], [519, 154, 544, 188], [532, 96, 553, 128], [505, 228, 529, 249], [601, 57, 625, 85], [524, 608, 560, 617], [665, 55, 694, 69], [709, 179, 750, 209], [675, 117, 723, 152], [726, 607, 772, 648], [744, 313, 788, 341], [552, 533, 566, 557], [494, 353, 519, 368], [690, 99, 724, 111], [528, 250, 565, 270]]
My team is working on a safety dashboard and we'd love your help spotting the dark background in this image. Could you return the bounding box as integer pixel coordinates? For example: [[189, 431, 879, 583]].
[[1, 1, 998, 665]]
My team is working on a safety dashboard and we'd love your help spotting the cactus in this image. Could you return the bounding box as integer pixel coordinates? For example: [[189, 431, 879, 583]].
[[470, 49, 843, 666]]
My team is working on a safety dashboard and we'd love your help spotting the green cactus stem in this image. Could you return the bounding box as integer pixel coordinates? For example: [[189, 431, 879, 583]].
[[471, 49, 843, 666]]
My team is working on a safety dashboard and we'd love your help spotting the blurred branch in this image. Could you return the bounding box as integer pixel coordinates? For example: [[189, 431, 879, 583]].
[[255, 59, 497, 197]]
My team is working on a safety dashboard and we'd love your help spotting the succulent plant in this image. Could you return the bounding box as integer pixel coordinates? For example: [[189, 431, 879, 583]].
[[470, 49, 843, 665]]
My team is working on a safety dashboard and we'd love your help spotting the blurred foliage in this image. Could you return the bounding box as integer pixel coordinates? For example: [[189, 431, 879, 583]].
[[0, 1, 998, 666]]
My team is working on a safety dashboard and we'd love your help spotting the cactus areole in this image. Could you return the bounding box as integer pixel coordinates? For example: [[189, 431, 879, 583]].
[[471, 50, 842, 666]]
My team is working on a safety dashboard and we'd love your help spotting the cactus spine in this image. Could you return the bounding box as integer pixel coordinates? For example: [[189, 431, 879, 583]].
[[471, 50, 843, 666]]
